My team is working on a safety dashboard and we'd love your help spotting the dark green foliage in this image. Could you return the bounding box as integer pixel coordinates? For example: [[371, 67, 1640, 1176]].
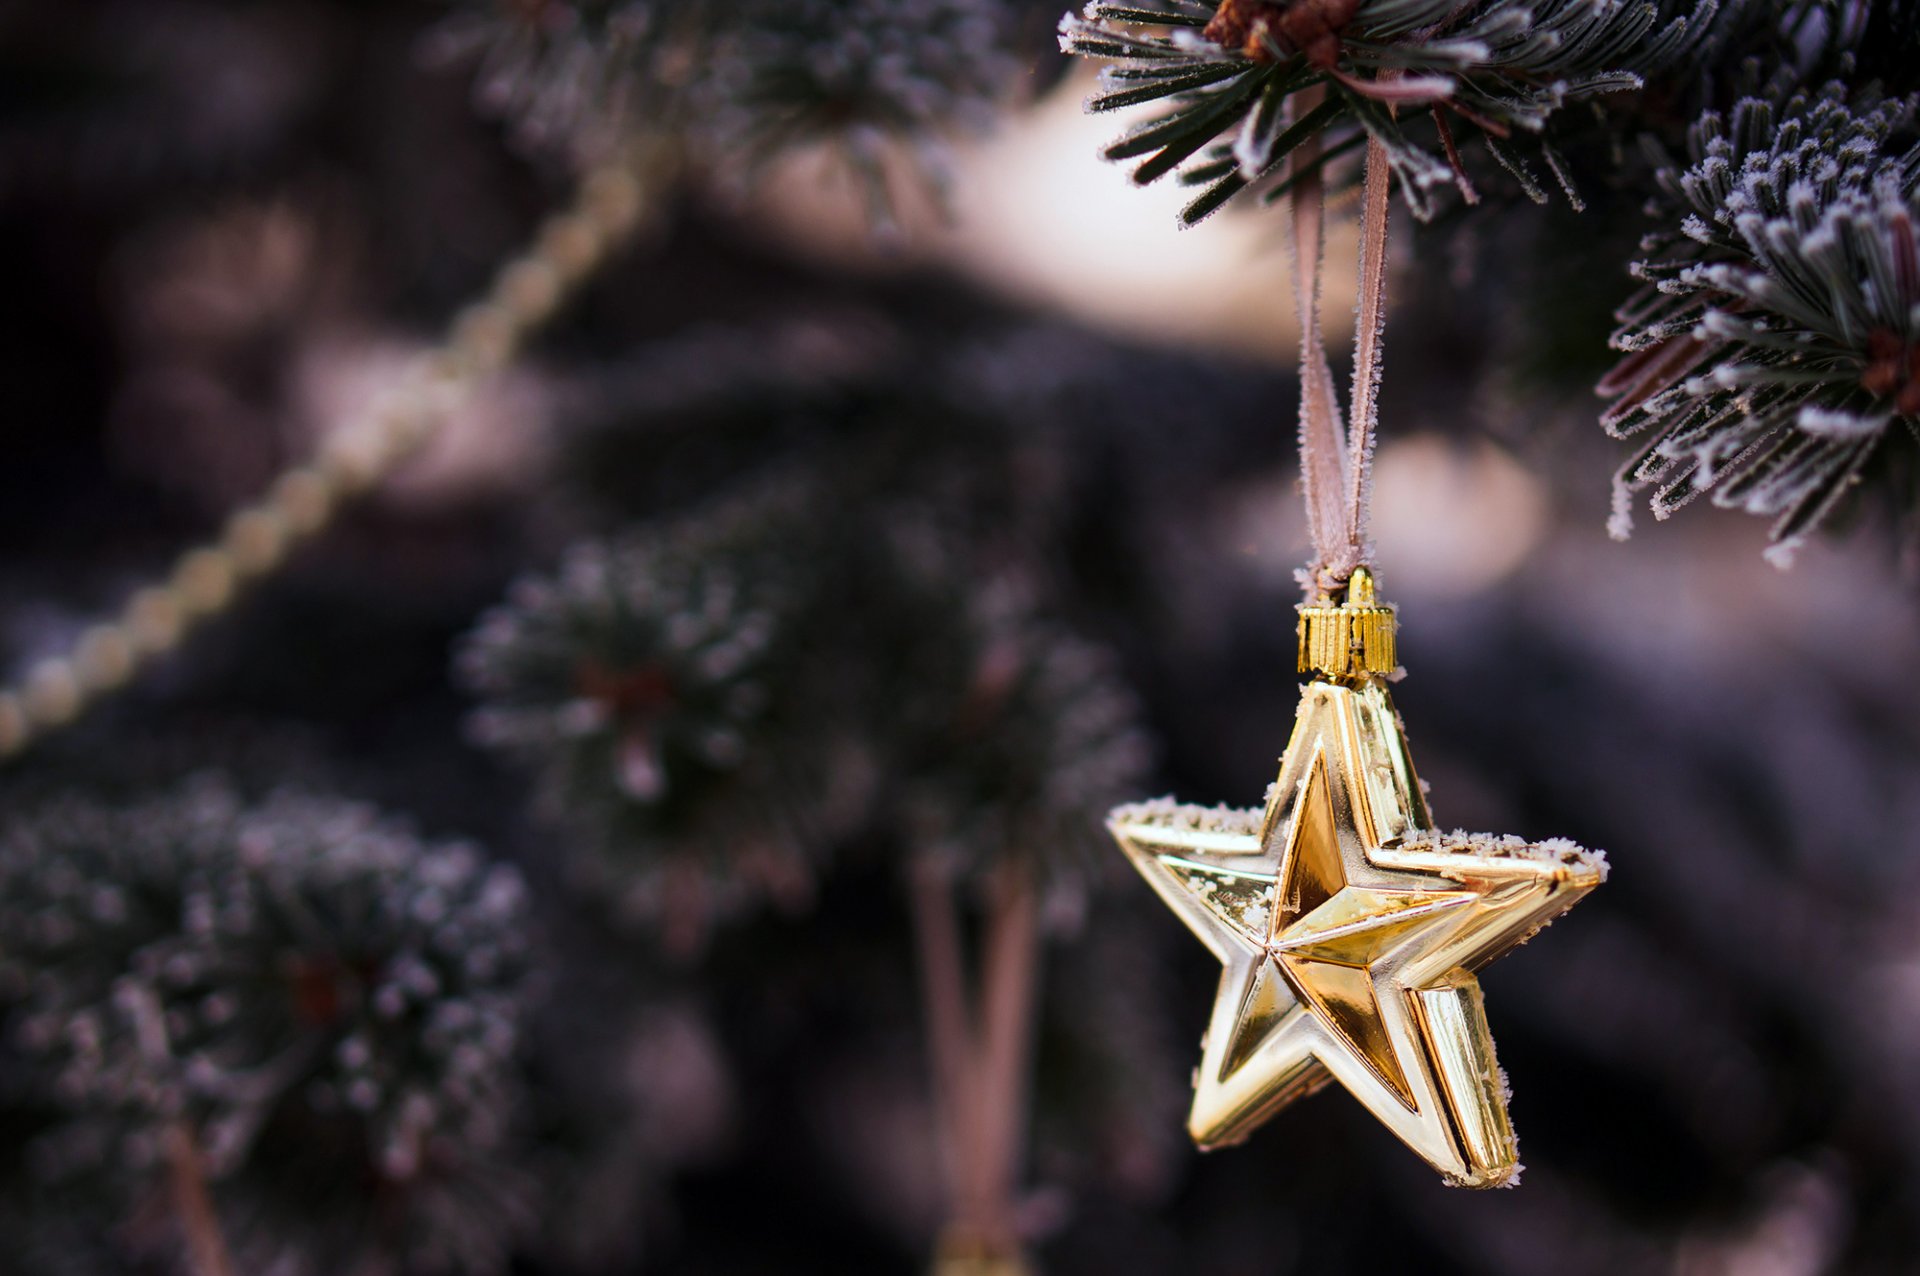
[[0, 1202, 126, 1276], [1587, 0, 1920, 179], [1698, 0, 1920, 92], [876, 518, 1150, 890], [1031, 908, 1190, 1199], [434, 0, 1027, 203], [15, 2, 1920, 1271], [1059, 0, 1713, 224], [459, 317, 1153, 941], [518, 991, 733, 1271], [458, 483, 852, 948], [693, 0, 1020, 202], [893, 588, 1149, 888], [1600, 86, 1920, 561], [0, 780, 538, 1275], [429, 2, 678, 151]]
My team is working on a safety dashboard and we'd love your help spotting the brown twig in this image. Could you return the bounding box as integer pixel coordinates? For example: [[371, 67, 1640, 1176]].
[[163, 1120, 235, 1276], [911, 855, 1042, 1273], [0, 146, 659, 763], [1431, 107, 1479, 205], [970, 862, 1041, 1256], [911, 855, 985, 1234]]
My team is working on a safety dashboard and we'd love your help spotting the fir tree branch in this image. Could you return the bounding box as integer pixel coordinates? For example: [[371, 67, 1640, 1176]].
[[1599, 84, 1920, 561], [436, 0, 1026, 215], [0, 781, 539, 1271], [1061, 0, 1714, 224]]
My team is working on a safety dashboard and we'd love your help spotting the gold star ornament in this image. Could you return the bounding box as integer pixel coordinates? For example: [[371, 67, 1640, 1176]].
[[1110, 569, 1605, 1187]]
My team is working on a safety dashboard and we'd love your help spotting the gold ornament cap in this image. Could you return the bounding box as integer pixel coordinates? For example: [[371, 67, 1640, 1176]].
[[1296, 566, 1395, 680]]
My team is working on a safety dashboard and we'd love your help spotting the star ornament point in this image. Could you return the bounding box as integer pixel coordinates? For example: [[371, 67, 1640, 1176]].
[[1109, 679, 1605, 1188]]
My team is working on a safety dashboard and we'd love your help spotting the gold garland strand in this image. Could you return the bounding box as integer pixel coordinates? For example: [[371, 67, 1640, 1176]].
[[0, 150, 657, 761]]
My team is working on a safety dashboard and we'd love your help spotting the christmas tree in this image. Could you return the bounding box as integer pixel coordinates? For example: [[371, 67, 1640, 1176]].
[[2, 1, 1918, 1273]]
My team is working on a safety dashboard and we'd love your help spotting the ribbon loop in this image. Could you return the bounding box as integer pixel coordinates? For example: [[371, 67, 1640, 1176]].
[[1291, 126, 1392, 596]]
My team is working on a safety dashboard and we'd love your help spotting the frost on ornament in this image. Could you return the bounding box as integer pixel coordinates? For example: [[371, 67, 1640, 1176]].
[[1106, 796, 1264, 838], [1393, 829, 1609, 873], [0, 777, 539, 1276]]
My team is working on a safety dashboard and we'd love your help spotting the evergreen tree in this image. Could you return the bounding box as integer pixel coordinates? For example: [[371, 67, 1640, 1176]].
[[2, 2, 1919, 1274]]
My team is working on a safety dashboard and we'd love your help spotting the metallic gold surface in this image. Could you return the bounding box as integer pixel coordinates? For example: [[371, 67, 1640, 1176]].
[[1108, 674, 1605, 1187], [931, 1233, 1034, 1276], [1297, 566, 1397, 680]]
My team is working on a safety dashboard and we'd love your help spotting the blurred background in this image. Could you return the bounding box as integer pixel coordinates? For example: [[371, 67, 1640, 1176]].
[[2, 2, 1919, 1274]]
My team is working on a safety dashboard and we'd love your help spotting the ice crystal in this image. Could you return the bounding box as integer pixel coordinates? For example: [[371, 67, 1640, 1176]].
[[1393, 829, 1611, 877], [1108, 795, 1264, 836], [693, 0, 1020, 205]]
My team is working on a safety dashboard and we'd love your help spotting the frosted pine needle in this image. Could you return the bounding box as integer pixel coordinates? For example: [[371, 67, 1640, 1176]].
[[432, 0, 1023, 210], [456, 487, 835, 950], [1599, 85, 1920, 563], [0, 778, 538, 1275], [1059, 0, 1714, 224]]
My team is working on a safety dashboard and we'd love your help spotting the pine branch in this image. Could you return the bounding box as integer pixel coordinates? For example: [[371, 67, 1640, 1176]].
[[1060, 0, 1716, 224], [1600, 84, 1920, 561], [458, 481, 841, 948], [0, 780, 540, 1274], [435, 0, 1028, 212]]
